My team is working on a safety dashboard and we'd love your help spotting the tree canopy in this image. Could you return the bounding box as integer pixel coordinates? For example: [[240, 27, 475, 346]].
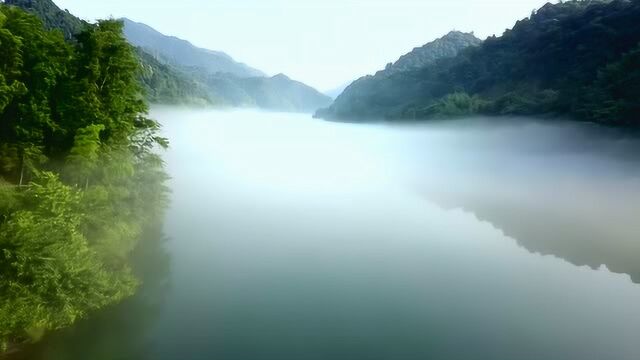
[[0, 5, 168, 352], [318, 0, 640, 126]]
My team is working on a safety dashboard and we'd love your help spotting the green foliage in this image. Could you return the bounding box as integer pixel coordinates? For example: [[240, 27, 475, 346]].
[[0, 179, 19, 221], [0, 5, 168, 351], [0, 173, 137, 348], [135, 47, 217, 106], [66, 124, 105, 188], [4, 0, 88, 40], [577, 44, 640, 125], [9, 0, 330, 111], [7, 0, 213, 106], [320, 0, 640, 126], [317, 32, 481, 121], [404, 92, 489, 119], [485, 89, 560, 116]]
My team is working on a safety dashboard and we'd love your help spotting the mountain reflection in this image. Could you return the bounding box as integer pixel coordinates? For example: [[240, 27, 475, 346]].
[[410, 119, 640, 283]]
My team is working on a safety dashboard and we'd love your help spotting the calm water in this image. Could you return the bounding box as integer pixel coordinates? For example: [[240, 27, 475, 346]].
[[13, 108, 640, 359]]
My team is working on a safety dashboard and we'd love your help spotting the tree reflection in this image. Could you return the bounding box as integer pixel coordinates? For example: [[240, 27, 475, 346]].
[[426, 188, 640, 283]]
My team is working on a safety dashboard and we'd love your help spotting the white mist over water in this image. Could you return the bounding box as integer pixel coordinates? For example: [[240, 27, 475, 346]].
[[146, 108, 640, 359], [20, 108, 640, 359], [54, 0, 552, 90]]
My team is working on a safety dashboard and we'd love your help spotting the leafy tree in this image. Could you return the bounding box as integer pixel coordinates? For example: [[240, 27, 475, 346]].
[[404, 92, 489, 119], [319, 0, 640, 126], [66, 124, 105, 189], [577, 44, 640, 125], [0, 173, 137, 351], [0, 6, 169, 351], [0, 6, 70, 184]]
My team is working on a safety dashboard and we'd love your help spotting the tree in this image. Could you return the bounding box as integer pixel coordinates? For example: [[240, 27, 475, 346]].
[[0, 7, 169, 350], [0, 173, 137, 350], [66, 124, 105, 189]]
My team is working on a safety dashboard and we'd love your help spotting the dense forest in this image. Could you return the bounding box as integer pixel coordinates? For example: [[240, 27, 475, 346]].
[[317, 0, 640, 126], [315, 31, 481, 120], [8, 0, 333, 111], [3, 0, 88, 40], [122, 18, 332, 112], [121, 18, 266, 78], [5, 0, 218, 106], [136, 48, 218, 106], [0, 4, 168, 352]]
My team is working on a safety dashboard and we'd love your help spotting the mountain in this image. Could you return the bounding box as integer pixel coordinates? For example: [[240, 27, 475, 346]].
[[315, 31, 481, 120], [186, 71, 332, 112], [239, 74, 333, 112], [122, 18, 265, 78], [135, 48, 218, 105], [122, 18, 331, 112], [325, 81, 352, 99], [383, 31, 482, 75], [4, 0, 87, 39], [317, 0, 640, 126], [5, 0, 213, 105], [6, 0, 330, 112]]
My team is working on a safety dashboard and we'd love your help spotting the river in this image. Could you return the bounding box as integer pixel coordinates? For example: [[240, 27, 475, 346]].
[[12, 108, 640, 359]]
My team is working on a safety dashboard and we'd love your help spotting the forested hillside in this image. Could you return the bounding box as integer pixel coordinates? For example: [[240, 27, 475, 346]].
[[315, 31, 481, 120], [6, 0, 215, 106], [122, 18, 332, 112], [190, 72, 333, 112], [135, 48, 218, 105], [4, 0, 87, 39], [317, 0, 640, 126], [0, 5, 168, 352], [8, 0, 332, 112], [123, 18, 265, 78], [383, 31, 482, 75]]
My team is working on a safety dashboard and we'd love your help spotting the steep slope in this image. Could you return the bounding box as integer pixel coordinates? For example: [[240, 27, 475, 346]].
[[318, 0, 640, 126], [123, 19, 331, 112], [122, 18, 265, 78], [9, 0, 333, 112], [5, 0, 213, 105], [135, 48, 218, 105], [187, 71, 332, 112], [325, 82, 352, 99], [239, 74, 333, 112], [316, 31, 481, 120], [384, 31, 482, 75], [4, 0, 87, 39]]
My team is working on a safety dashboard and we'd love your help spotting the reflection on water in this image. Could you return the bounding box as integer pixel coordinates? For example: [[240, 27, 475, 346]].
[[11, 109, 640, 359], [399, 120, 640, 282]]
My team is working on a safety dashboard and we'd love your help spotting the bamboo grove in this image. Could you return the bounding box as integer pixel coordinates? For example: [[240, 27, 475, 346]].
[[0, 5, 169, 351]]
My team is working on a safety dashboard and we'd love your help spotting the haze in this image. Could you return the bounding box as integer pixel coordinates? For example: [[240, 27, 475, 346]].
[[19, 109, 640, 359], [53, 0, 550, 91]]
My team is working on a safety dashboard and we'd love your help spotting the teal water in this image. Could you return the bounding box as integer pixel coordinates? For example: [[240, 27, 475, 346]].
[[13, 109, 640, 360]]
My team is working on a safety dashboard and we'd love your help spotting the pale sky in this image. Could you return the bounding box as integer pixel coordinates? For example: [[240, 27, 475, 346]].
[[54, 0, 552, 91]]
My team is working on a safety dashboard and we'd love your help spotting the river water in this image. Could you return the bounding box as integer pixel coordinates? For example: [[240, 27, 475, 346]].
[[13, 108, 640, 359]]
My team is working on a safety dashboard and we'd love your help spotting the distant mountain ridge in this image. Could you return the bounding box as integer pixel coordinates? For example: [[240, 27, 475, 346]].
[[6, 0, 331, 112], [324, 82, 352, 99], [122, 18, 265, 78], [123, 19, 331, 112], [317, 0, 640, 126], [5, 0, 215, 105], [383, 31, 482, 75], [316, 31, 481, 120]]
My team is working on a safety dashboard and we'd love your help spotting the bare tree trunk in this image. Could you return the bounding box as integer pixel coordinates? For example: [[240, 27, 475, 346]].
[[18, 158, 24, 187]]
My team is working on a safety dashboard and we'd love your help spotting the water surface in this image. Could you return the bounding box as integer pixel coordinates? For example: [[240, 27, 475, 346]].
[[14, 109, 640, 360]]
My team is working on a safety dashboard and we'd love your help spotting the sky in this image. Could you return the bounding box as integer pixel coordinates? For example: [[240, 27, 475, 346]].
[[54, 0, 552, 91]]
